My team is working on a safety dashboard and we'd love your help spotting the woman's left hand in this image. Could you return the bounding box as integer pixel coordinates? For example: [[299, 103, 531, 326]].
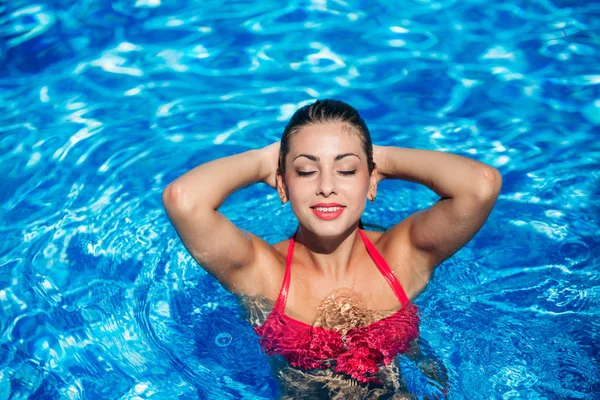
[[259, 141, 281, 189], [373, 145, 386, 183]]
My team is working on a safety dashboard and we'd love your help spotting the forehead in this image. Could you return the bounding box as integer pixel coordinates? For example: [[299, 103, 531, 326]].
[[288, 123, 364, 157]]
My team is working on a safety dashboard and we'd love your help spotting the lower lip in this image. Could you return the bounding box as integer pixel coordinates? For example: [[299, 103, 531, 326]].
[[311, 207, 345, 221]]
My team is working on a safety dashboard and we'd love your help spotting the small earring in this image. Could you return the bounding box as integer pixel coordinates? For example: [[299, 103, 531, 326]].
[[369, 195, 376, 203]]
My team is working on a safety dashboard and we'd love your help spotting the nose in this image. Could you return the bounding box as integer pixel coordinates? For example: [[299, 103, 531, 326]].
[[317, 171, 337, 197]]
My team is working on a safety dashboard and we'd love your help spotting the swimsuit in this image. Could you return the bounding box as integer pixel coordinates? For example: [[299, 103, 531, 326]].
[[255, 229, 420, 383]]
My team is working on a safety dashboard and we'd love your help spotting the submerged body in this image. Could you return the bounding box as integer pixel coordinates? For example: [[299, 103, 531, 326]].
[[241, 295, 418, 399]]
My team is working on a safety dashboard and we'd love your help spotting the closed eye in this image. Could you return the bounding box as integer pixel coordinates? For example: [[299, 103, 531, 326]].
[[296, 171, 316, 177], [295, 170, 356, 177]]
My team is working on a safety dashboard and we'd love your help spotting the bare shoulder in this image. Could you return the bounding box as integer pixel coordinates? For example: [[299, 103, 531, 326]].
[[368, 219, 434, 301], [227, 233, 287, 299]]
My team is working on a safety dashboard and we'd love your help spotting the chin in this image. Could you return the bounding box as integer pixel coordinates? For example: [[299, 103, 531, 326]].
[[305, 220, 357, 238]]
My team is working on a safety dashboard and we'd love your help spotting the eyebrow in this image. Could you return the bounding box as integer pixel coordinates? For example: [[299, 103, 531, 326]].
[[292, 153, 361, 162]]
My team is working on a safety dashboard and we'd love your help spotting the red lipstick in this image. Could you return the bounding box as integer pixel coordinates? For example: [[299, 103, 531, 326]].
[[311, 203, 345, 221]]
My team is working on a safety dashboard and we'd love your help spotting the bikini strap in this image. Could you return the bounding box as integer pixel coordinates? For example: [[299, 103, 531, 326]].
[[357, 228, 410, 305], [273, 233, 295, 312]]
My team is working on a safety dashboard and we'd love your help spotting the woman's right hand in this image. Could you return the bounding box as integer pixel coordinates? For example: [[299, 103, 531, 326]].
[[260, 141, 281, 188]]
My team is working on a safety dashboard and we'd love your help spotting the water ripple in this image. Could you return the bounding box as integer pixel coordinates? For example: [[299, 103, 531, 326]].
[[1, 0, 599, 398]]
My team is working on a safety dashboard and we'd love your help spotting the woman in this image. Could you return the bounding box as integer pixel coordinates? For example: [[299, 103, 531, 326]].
[[162, 100, 502, 398]]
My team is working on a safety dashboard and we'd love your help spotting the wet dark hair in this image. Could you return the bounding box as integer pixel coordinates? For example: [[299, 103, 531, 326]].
[[278, 99, 374, 176]]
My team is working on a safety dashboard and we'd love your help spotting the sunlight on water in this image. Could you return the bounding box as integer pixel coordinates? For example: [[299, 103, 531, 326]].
[[1, 0, 599, 398]]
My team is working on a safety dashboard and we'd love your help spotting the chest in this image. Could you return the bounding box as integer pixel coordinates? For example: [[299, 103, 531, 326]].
[[258, 234, 425, 327], [284, 262, 409, 326]]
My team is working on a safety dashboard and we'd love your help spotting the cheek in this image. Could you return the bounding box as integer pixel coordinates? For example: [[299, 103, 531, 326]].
[[343, 176, 370, 195], [286, 178, 312, 202]]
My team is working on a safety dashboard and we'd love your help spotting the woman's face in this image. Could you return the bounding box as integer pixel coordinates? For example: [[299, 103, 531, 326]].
[[277, 122, 377, 238]]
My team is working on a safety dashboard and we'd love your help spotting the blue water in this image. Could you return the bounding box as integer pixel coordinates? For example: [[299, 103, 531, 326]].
[[1, 0, 599, 398]]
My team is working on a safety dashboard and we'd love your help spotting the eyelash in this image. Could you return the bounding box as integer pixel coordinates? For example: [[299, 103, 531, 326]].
[[295, 170, 356, 177], [339, 170, 356, 176]]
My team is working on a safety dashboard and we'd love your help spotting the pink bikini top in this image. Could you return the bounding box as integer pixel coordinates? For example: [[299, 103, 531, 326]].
[[254, 229, 420, 383]]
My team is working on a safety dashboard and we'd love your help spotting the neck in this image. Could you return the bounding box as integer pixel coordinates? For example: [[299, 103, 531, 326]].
[[294, 224, 362, 279]]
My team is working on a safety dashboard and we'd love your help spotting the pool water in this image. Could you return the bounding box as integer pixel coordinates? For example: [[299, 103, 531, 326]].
[[1, 0, 599, 398]]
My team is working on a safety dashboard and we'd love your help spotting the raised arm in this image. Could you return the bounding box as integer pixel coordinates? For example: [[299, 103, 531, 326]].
[[162, 143, 280, 292], [375, 145, 502, 273]]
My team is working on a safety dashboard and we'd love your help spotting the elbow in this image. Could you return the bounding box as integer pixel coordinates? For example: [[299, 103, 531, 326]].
[[163, 181, 194, 215], [475, 167, 502, 201]]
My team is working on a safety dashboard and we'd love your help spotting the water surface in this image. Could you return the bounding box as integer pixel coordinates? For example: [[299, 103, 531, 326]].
[[1, 0, 599, 398]]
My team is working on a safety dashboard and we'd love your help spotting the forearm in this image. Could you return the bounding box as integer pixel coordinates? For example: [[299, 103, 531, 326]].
[[374, 145, 499, 199], [405, 343, 450, 397], [165, 149, 267, 212], [418, 358, 450, 396]]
